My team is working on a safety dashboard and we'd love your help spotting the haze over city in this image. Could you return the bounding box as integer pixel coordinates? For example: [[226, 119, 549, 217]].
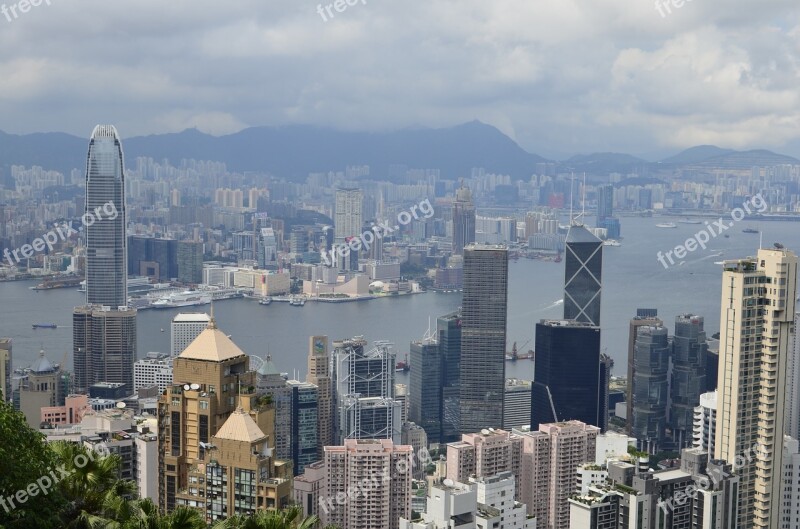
[[2, 2, 800, 529]]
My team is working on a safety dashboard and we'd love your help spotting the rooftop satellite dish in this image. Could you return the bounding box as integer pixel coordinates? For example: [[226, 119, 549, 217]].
[[443, 479, 454, 487], [190, 383, 200, 390], [116, 402, 126, 409], [183, 384, 191, 391], [481, 429, 490, 435]]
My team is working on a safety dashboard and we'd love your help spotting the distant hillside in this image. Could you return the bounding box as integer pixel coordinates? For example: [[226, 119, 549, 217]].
[[0, 121, 549, 182], [660, 145, 735, 165], [688, 149, 800, 169], [2, 125, 798, 181], [561, 152, 649, 174]]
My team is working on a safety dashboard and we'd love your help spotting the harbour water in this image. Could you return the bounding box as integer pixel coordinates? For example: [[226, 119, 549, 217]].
[[3, 215, 799, 383]]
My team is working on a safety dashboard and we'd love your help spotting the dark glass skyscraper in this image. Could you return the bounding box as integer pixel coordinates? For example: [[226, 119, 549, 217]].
[[670, 314, 707, 449], [563, 224, 602, 326], [630, 324, 669, 453], [459, 244, 507, 432], [438, 310, 462, 442], [409, 335, 442, 443], [452, 185, 475, 256], [531, 320, 605, 430], [85, 125, 127, 307], [597, 184, 614, 220], [626, 309, 662, 434]]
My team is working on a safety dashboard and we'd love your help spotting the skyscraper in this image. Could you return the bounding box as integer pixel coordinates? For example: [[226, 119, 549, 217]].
[[459, 244, 508, 433], [451, 184, 476, 256], [626, 309, 661, 434], [85, 125, 127, 308], [715, 249, 798, 529], [437, 310, 462, 442], [563, 224, 603, 326], [531, 320, 606, 430], [322, 439, 412, 529], [670, 314, 708, 449], [334, 188, 363, 241], [596, 184, 614, 221], [787, 311, 800, 439], [73, 126, 136, 393], [630, 324, 669, 453], [73, 305, 137, 392], [306, 336, 334, 453], [158, 316, 290, 515], [176, 240, 203, 284], [0, 337, 11, 402], [409, 332, 442, 443], [170, 312, 210, 356], [331, 337, 401, 443]]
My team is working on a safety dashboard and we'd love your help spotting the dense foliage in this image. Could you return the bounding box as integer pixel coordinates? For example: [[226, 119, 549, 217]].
[[0, 399, 325, 529]]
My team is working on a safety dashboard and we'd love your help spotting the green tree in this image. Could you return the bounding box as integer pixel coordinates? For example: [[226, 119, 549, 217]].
[[212, 505, 318, 529], [0, 397, 64, 529], [50, 441, 137, 529]]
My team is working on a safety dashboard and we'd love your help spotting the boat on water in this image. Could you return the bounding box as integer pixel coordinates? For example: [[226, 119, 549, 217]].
[[289, 296, 306, 307], [151, 291, 212, 309], [396, 355, 410, 372], [656, 222, 677, 228], [679, 219, 702, 225], [32, 323, 57, 329], [603, 240, 621, 247], [259, 297, 273, 305], [742, 227, 759, 234]]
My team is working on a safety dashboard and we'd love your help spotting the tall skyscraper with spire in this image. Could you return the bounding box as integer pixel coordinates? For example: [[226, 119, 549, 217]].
[[85, 125, 127, 307], [715, 248, 798, 528], [459, 244, 508, 433], [73, 125, 136, 392]]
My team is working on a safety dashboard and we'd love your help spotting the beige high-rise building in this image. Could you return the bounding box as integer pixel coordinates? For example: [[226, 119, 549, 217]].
[[334, 188, 363, 241], [447, 422, 598, 529], [0, 338, 11, 401], [446, 429, 522, 486], [715, 249, 798, 529], [321, 439, 412, 529], [158, 315, 291, 519], [19, 349, 61, 427], [306, 335, 333, 453]]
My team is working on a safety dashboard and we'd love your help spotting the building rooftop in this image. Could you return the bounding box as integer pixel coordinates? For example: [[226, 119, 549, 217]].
[[257, 354, 280, 376], [178, 316, 247, 362], [213, 407, 267, 444], [566, 224, 601, 244], [30, 349, 57, 374], [173, 313, 211, 323]]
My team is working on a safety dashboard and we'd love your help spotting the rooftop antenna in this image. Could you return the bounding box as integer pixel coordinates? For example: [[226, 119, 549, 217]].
[[569, 173, 575, 226], [422, 316, 436, 343], [577, 172, 587, 224], [208, 302, 216, 329], [759, 230, 763, 250]]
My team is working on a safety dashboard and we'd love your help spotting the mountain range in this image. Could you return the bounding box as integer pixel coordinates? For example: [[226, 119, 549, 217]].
[[1, 122, 797, 182]]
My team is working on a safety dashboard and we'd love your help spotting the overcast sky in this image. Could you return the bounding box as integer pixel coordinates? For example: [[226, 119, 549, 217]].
[[0, 0, 798, 159]]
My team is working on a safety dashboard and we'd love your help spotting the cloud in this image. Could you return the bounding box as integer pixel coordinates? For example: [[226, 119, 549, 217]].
[[0, 0, 798, 158]]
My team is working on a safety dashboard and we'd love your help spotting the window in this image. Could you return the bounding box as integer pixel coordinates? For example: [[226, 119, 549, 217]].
[[200, 400, 209, 410]]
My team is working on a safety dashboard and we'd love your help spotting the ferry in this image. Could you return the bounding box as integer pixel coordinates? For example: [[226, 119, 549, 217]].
[[603, 240, 621, 247], [259, 297, 272, 305], [396, 355, 410, 372], [151, 291, 212, 309], [289, 296, 306, 307], [742, 227, 759, 234], [656, 222, 677, 228], [32, 323, 57, 329], [679, 219, 702, 225]]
